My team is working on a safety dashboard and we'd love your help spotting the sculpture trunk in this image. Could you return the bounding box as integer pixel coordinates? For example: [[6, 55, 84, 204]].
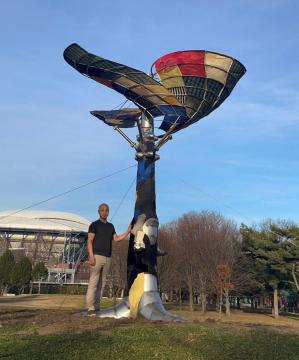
[[122, 155, 182, 321], [127, 156, 158, 290]]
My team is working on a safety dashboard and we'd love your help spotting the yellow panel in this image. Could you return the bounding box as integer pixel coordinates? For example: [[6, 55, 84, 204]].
[[205, 52, 233, 72], [132, 84, 170, 96], [129, 272, 145, 319], [160, 76, 185, 88], [116, 76, 137, 88], [146, 84, 173, 96], [133, 85, 154, 96], [158, 65, 182, 82], [114, 79, 181, 106], [133, 85, 180, 106], [145, 95, 170, 105], [205, 66, 228, 86], [163, 95, 182, 105]]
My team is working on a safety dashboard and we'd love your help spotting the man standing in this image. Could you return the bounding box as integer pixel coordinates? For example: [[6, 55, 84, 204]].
[[86, 203, 131, 316]]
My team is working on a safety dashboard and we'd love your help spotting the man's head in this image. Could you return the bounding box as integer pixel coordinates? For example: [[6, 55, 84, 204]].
[[98, 203, 109, 220]]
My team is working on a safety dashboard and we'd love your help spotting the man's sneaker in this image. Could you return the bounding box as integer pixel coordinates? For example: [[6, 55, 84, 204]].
[[87, 309, 96, 317]]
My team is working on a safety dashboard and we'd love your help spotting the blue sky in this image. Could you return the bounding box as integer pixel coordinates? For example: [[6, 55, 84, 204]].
[[1, 0, 298, 231]]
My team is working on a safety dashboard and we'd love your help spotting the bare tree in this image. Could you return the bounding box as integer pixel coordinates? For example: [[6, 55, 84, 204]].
[[109, 239, 128, 299], [158, 224, 183, 303], [174, 214, 201, 311], [175, 212, 241, 314], [156, 211, 250, 315]]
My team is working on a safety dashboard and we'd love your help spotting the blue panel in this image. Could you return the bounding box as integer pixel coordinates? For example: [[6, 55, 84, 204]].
[[158, 105, 188, 132]]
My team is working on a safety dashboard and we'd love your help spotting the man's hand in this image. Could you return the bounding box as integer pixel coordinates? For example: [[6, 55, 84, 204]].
[[88, 255, 95, 266], [114, 224, 132, 242]]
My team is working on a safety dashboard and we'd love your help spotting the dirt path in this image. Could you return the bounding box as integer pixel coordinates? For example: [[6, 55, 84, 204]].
[[0, 295, 298, 335], [0, 294, 85, 309]]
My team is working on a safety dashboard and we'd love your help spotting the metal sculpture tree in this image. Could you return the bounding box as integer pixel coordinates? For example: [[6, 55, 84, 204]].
[[63, 44, 246, 320]]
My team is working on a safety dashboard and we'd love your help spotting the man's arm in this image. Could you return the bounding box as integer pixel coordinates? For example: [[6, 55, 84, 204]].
[[113, 225, 132, 242], [87, 232, 96, 265]]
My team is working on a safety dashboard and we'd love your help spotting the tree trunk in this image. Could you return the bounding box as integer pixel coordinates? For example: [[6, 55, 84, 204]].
[[188, 283, 193, 311], [4, 285, 8, 295], [260, 295, 265, 310], [201, 291, 206, 313], [250, 297, 254, 310], [179, 288, 182, 309], [170, 290, 173, 302], [225, 289, 230, 316], [219, 289, 223, 317], [273, 288, 279, 318], [109, 283, 113, 298]]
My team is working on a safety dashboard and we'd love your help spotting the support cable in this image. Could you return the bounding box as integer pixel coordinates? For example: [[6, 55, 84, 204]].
[[110, 176, 136, 222], [0, 164, 137, 221], [111, 99, 129, 110]]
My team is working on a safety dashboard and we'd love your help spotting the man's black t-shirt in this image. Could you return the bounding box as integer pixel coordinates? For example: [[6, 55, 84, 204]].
[[88, 220, 116, 257]]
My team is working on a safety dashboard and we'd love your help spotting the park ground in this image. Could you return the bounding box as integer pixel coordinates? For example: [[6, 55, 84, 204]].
[[0, 295, 299, 359]]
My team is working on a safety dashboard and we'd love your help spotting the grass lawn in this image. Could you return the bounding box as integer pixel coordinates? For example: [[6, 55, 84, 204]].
[[0, 296, 298, 359], [0, 315, 299, 359]]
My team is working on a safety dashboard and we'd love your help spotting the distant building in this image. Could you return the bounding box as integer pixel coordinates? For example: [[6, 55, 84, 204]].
[[47, 261, 90, 284], [0, 210, 90, 283]]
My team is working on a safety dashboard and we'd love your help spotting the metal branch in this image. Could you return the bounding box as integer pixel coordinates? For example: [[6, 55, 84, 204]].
[[155, 134, 173, 150], [113, 126, 137, 148]]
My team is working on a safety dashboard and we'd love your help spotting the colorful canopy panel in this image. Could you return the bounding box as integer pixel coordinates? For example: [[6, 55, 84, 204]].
[[63, 44, 246, 135], [90, 109, 141, 128], [153, 50, 246, 132], [63, 44, 188, 132]]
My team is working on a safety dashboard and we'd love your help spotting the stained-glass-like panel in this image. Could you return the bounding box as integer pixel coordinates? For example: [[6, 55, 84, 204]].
[[90, 109, 141, 128], [64, 44, 246, 136], [153, 50, 246, 133]]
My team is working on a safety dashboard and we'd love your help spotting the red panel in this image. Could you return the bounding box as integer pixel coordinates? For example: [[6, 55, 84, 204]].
[[154, 51, 206, 77], [179, 64, 205, 77]]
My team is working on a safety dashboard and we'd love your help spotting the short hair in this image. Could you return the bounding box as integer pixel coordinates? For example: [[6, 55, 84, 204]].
[[98, 203, 109, 212]]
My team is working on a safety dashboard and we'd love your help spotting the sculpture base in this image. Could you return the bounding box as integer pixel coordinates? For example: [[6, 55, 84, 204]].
[[76, 299, 131, 319], [99, 273, 183, 321]]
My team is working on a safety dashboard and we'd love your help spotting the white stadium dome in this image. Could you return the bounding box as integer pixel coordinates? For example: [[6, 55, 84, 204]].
[[0, 210, 91, 263], [0, 210, 90, 232]]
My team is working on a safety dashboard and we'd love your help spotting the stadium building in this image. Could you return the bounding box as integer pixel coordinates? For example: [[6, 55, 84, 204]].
[[0, 210, 91, 284]]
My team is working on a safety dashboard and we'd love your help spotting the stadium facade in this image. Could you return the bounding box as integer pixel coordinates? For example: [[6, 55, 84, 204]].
[[0, 210, 91, 284]]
